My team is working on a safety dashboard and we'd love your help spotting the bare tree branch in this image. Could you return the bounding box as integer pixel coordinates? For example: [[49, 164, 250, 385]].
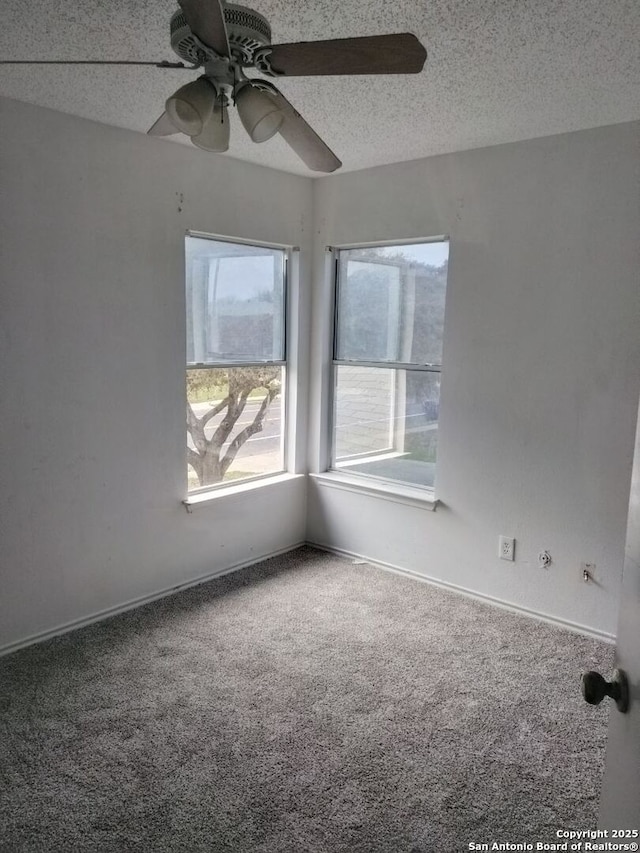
[[187, 403, 208, 454], [186, 366, 282, 487], [187, 446, 202, 469], [210, 388, 250, 449], [221, 389, 276, 475], [187, 401, 200, 432], [200, 397, 230, 428]]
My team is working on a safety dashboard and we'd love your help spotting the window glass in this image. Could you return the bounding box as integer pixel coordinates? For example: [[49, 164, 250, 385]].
[[335, 260, 401, 362], [335, 243, 447, 365], [331, 240, 448, 490], [186, 236, 286, 493], [186, 366, 284, 492], [186, 237, 285, 364], [333, 367, 440, 488]]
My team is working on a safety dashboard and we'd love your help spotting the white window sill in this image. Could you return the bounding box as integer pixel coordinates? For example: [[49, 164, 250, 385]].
[[309, 471, 439, 511], [183, 473, 304, 511]]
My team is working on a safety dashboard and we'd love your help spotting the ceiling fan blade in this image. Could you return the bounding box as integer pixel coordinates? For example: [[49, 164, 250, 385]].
[[265, 33, 426, 76], [0, 60, 188, 68], [266, 87, 341, 173], [177, 0, 230, 58], [147, 111, 180, 136]]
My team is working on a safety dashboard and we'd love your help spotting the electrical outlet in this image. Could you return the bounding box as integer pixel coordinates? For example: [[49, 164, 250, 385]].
[[499, 535, 515, 561], [538, 550, 552, 569]]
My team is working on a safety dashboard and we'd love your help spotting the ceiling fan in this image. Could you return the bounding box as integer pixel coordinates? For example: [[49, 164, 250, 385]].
[[0, 0, 427, 172]]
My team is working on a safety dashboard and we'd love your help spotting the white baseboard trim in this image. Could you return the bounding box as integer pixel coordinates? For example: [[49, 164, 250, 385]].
[[308, 541, 617, 644], [0, 542, 306, 659], [1, 539, 615, 659]]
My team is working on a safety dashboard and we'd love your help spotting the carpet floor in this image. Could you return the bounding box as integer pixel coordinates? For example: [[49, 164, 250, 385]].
[[0, 546, 613, 853]]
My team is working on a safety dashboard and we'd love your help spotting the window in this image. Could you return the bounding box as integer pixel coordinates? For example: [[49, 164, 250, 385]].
[[330, 240, 449, 490], [185, 234, 287, 493]]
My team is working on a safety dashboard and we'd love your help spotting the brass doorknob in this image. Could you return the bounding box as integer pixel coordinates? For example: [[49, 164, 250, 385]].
[[581, 669, 629, 713]]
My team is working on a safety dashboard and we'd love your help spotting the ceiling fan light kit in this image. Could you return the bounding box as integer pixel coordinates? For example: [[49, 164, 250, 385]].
[[165, 76, 216, 136], [191, 104, 230, 152], [1, 0, 426, 172], [236, 83, 283, 143]]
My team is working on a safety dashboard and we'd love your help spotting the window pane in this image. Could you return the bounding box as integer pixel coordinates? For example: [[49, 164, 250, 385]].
[[333, 366, 395, 459], [332, 366, 440, 489], [335, 242, 448, 365], [186, 236, 285, 364], [187, 366, 284, 491]]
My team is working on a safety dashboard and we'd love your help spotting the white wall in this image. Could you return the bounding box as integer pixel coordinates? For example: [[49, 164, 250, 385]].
[[0, 97, 313, 653], [308, 122, 640, 638], [1, 98, 637, 650]]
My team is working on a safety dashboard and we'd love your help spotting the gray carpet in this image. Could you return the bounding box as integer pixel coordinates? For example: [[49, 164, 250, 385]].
[[0, 546, 613, 853]]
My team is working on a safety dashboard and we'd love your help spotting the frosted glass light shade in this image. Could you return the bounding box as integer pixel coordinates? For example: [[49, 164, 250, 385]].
[[236, 85, 283, 143], [191, 105, 230, 152], [166, 78, 215, 136]]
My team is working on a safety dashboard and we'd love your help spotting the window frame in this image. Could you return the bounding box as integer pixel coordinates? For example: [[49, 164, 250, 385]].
[[328, 236, 449, 494], [185, 230, 291, 496]]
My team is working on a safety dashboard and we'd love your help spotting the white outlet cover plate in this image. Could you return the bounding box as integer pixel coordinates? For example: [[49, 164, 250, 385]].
[[499, 536, 515, 561]]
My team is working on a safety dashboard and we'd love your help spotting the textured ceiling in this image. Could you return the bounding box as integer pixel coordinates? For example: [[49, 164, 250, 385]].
[[1, 0, 639, 176]]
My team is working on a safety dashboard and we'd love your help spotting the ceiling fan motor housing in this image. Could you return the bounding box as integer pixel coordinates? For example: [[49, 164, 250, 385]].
[[170, 4, 272, 65]]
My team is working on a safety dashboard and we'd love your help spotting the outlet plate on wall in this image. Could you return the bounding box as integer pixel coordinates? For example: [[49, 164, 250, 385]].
[[499, 536, 515, 561]]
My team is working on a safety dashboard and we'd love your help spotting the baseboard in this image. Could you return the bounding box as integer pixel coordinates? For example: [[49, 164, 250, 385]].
[[2, 538, 615, 659], [308, 541, 617, 644], [0, 542, 306, 659]]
